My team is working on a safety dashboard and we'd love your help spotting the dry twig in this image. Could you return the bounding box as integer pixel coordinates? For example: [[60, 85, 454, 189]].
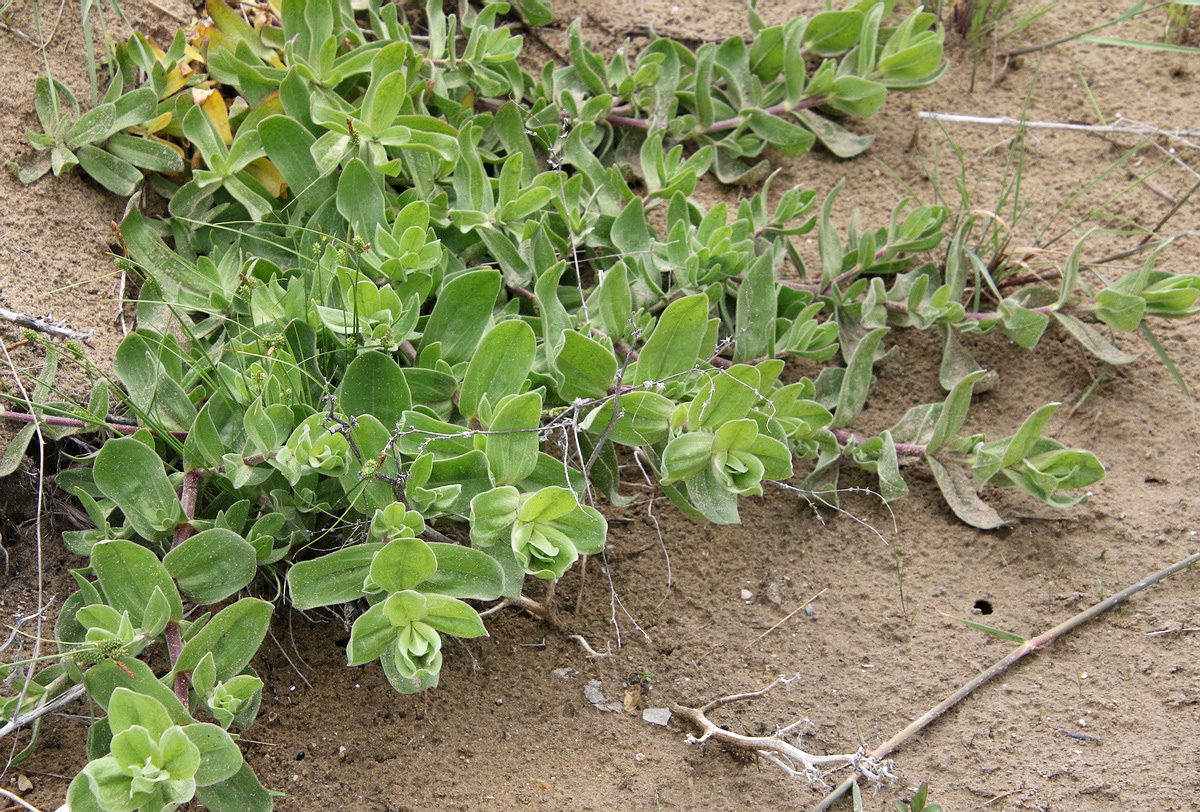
[[670, 675, 894, 786], [565, 634, 609, 659], [753, 589, 828, 644], [0, 683, 86, 741], [0, 19, 39, 46], [0, 784, 45, 812], [0, 302, 91, 343], [918, 111, 1200, 147], [1, 334, 50, 770]]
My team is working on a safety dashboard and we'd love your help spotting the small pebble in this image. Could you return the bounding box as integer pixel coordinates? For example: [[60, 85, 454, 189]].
[[740, 588, 754, 602], [642, 707, 672, 727], [584, 680, 607, 705]]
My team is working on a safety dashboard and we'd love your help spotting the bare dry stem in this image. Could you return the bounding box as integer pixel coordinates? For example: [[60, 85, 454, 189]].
[[669, 675, 894, 787]]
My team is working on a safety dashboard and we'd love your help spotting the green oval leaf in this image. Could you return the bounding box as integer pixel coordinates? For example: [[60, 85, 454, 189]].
[[832, 327, 888, 428], [91, 540, 184, 627], [288, 544, 386, 610], [94, 436, 184, 542], [183, 723, 243, 787], [418, 543, 505, 601], [164, 528, 258, 604], [336, 157, 385, 238], [631, 293, 710, 385], [338, 350, 412, 429], [460, 319, 535, 420], [555, 330, 617, 401], [420, 269, 502, 365], [346, 602, 395, 666], [484, 391, 542, 486], [421, 594, 487, 639], [173, 598, 273, 681], [370, 537, 437, 593]]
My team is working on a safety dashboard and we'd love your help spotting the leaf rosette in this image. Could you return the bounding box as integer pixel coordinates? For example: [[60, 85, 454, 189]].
[[660, 419, 794, 522], [470, 486, 607, 579], [69, 688, 244, 812], [275, 413, 354, 481], [347, 590, 487, 692]]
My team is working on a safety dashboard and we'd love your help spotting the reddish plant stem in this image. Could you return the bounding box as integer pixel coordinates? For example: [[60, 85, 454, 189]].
[[172, 469, 201, 549], [164, 622, 189, 705], [777, 278, 821, 294], [689, 98, 830, 134], [996, 267, 1061, 291], [822, 266, 865, 296], [166, 468, 202, 706], [0, 410, 188, 439], [507, 284, 536, 302], [774, 279, 1095, 322], [603, 112, 651, 129], [829, 427, 927, 457], [955, 302, 1092, 321], [473, 97, 827, 134], [193, 451, 274, 477]]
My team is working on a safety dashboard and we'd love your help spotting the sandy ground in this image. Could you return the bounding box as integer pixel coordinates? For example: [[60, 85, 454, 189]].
[[2, 1, 1199, 809]]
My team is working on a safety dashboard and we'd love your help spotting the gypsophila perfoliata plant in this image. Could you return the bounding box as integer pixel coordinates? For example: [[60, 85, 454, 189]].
[[4, 0, 1200, 808]]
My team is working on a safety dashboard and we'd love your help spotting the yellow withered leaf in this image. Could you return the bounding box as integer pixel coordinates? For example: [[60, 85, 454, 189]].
[[145, 112, 173, 134], [245, 158, 287, 199], [201, 91, 234, 146], [193, 23, 219, 48], [162, 69, 188, 98]]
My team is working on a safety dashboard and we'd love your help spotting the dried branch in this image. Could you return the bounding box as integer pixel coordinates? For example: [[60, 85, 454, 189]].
[[0, 303, 91, 342], [0, 19, 40, 47], [0, 683, 86, 740], [918, 111, 1200, 145], [0, 785, 46, 812], [566, 634, 609, 659], [669, 675, 894, 787]]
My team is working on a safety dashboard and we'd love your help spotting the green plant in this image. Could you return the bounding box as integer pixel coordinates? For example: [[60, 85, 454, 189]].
[[2, 0, 1199, 809], [11, 78, 184, 195], [994, 0, 1200, 58], [1165, 2, 1200, 42], [943, 0, 1059, 47], [935, 0, 1058, 88], [892, 783, 942, 812]]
